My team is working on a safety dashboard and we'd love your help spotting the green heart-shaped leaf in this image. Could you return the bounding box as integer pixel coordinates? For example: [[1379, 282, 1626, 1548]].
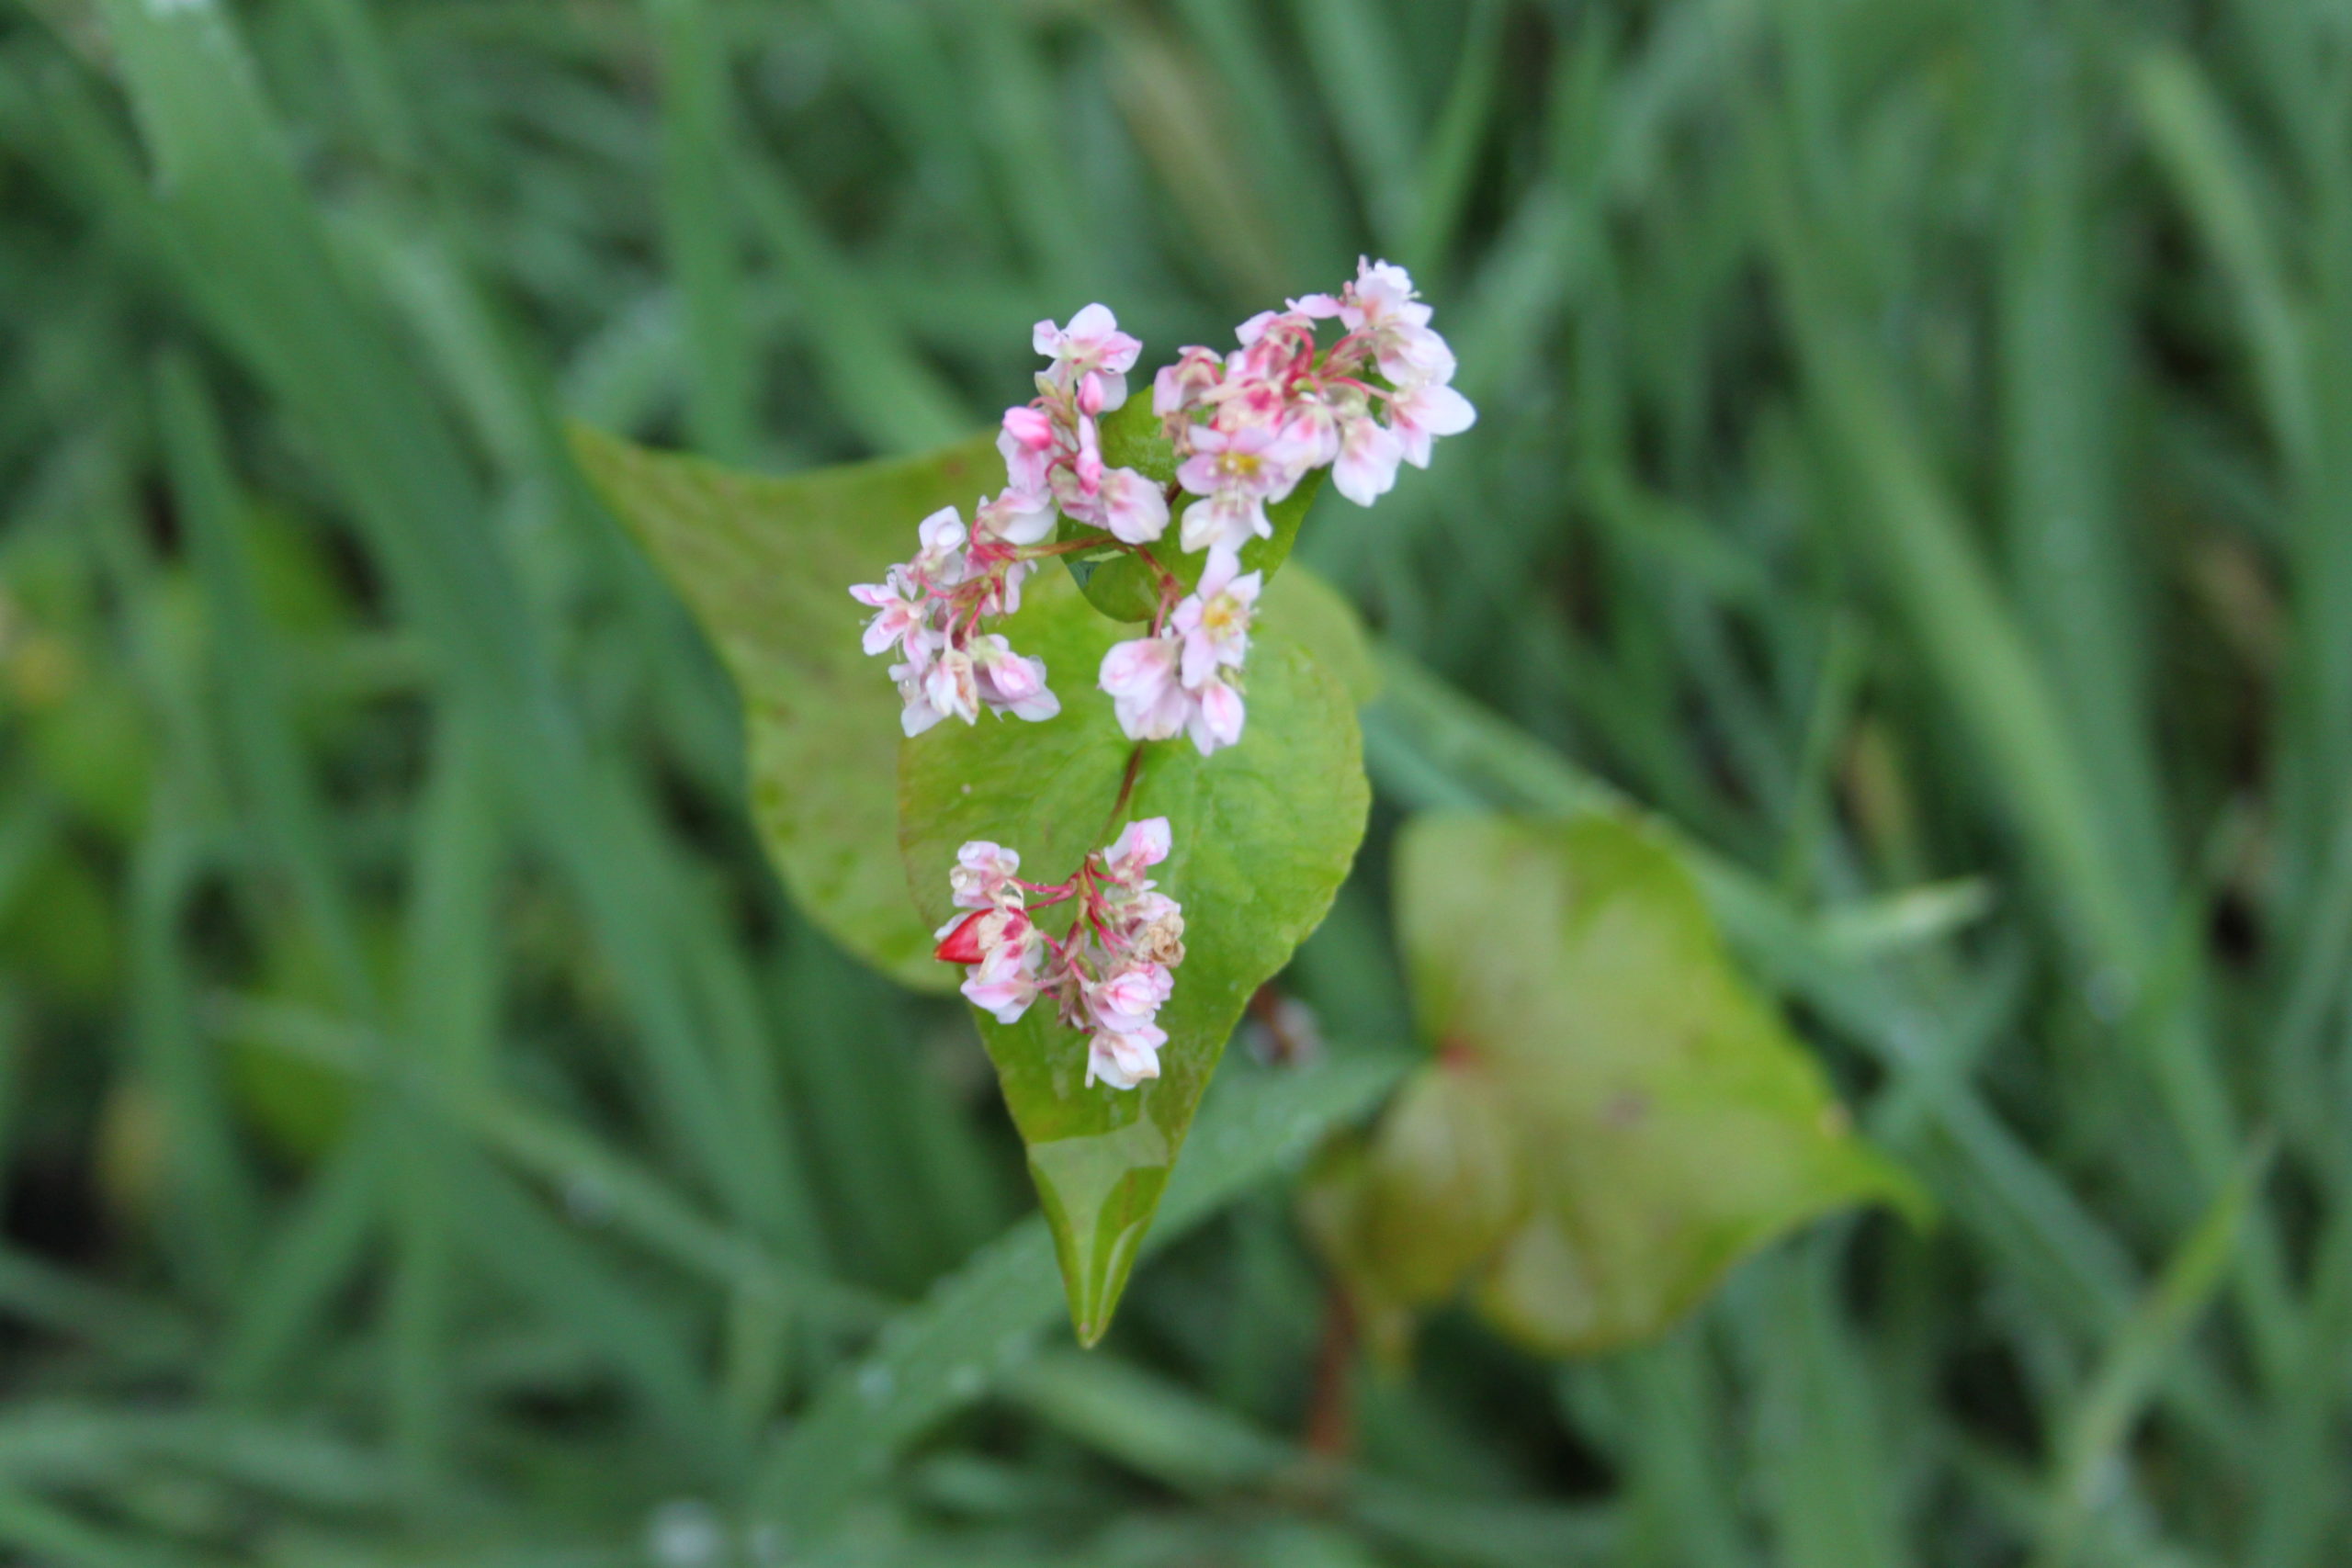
[[900, 570, 1368, 1342], [571, 424, 1001, 993], [1259, 563, 1378, 706], [1060, 399, 1326, 622], [1386, 811, 1926, 1357]]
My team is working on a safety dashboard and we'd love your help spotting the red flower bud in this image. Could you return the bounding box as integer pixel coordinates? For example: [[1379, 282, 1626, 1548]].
[[933, 910, 990, 965]]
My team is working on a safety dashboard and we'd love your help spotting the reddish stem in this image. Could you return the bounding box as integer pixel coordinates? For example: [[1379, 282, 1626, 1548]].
[[1106, 746, 1144, 827], [1303, 1285, 1359, 1462], [1017, 537, 1115, 559]]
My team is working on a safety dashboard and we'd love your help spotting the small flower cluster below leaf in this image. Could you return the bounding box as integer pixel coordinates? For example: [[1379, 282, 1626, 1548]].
[[933, 819, 1187, 1090]]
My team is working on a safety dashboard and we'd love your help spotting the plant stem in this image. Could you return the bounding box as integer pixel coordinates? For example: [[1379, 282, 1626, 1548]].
[[1303, 1284, 1359, 1461]]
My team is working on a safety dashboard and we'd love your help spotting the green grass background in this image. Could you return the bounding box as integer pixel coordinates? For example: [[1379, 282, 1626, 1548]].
[[1, 0, 2346, 1562]]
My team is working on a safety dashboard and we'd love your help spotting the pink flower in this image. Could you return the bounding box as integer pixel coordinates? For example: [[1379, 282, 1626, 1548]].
[[1103, 817, 1171, 882], [1280, 390, 1344, 469], [970, 635, 1060, 722], [975, 482, 1055, 547], [1035, 303, 1142, 413], [1118, 889, 1187, 966], [935, 823, 1187, 1090], [1095, 467, 1170, 545], [1331, 414, 1403, 507], [975, 558, 1032, 619], [948, 841, 1023, 909], [890, 647, 946, 737], [1186, 672, 1246, 755], [1154, 346, 1225, 421], [1001, 404, 1056, 449], [1232, 310, 1315, 384], [1073, 413, 1104, 496], [936, 900, 1044, 1022], [1176, 424, 1306, 561], [908, 506, 969, 589], [857, 491, 1059, 735], [1046, 457, 1162, 546], [1208, 370, 1289, 431], [922, 646, 981, 727], [1338, 257, 1456, 387], [1235, 309, 1285, 344], [962, 922, 1045, 1022], [848, 570, 924, 657], [1087, 1023, 1168, 1090], [869, 272, 1470, 774], [1089, 960, 1173, 1035], [1385, 379, 1476, 468], [1099, 636, 1191, 742], [998, 405, 1057, 494], [1170, 558, 1261, 688]]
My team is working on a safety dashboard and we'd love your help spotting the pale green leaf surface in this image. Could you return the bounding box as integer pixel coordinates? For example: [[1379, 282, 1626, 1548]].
[[1359, 1063, 1523, 1304], [1261, 563, 1380, 706], [900, 572, 1369, 1341], [1395, 813, 1925, 1356], [571, 424, 1001, 991]]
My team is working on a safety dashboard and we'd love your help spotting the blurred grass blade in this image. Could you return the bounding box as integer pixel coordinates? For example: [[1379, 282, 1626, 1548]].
[[1290, 0, 1420, 250], [96, 0, 810, 1250], [1756, 98, 2300, 1387], [157, 354, 377, 1021], [211, 992, 890, 1330], [128, 819, 255, 1300], [2036, 1147, 2266, 1568], [208, 1112, 388, 1403], [458, 1156, 728, 1464], [1593, 1333, 1759, 1568], [645, 0, 757, 462], [386, 716, 503, 1485], [752, 1052, 1408, 1542], [1010, 1348, 1618, 1567], [732, 152, 969, 453], [2132, 50, 2312, 479], [1099, 13, 1290, 303], [0, 1486, 217, 1568], [1408, 0, 1508, 277], [1738, 1239, 1912, 1568]]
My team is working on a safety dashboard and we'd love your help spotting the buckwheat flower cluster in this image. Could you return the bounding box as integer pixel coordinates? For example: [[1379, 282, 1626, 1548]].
[[848, 501, 1058, 737], [1155, 256, 1476, 563], [854, 305, 1182, 739], [856, 269, 1467, 756], [1002, 305, 1171, 548], [1095, 257, 1474, 757], [1098, 556, 1261, 755], [933, 819, 1187, 1091]]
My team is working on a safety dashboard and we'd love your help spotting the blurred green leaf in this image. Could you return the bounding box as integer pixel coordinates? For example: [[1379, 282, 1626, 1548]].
[[1299, 1060, 1522, 1359], [900, 571, 1368, 1342], [1356, 1064, 1521, 1303], [1393, 812, 1925, 1356], [1259, 565, 1381, 707], [572, 423, 1001, 992]]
